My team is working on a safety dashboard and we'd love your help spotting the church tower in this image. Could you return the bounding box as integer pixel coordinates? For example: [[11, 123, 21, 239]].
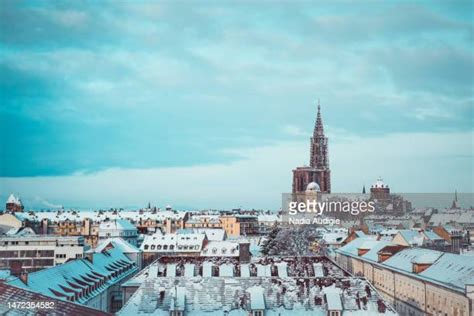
[[292, 101, 331, 193]]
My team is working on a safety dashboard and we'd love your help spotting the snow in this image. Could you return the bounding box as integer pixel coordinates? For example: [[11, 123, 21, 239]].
[[419, 252, 474, 290], [360, 241, 394, 262], [384, 248, 443, 273], [276, 262, 288, 277], [240, 264, 250, 277], [313, 263, 324, 277], [94, 237, 141, 253], [7, 247, 137, 304], [323, 286, 342, 310], [184, 264, 195, 277], [203, 262, 213, 277], [167, 264, 177, 277], [219, 264, 234, 277], [99, 219, 136, 231], [247, 286, 265, 310], [256, 264, 271, 277], [14, 209, 187, 224]]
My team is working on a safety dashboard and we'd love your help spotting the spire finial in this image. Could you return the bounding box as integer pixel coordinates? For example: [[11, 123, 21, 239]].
[[318, 98, 320, 111]]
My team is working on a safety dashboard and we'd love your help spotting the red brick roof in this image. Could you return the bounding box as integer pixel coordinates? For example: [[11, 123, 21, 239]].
[[0, 283, 111, 316]]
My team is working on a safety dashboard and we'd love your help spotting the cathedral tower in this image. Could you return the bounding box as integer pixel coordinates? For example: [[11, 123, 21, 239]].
[[292, 101, 331, 193]]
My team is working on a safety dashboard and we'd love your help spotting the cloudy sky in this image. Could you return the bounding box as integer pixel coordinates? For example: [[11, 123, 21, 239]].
[[0, 1, 473, 210]]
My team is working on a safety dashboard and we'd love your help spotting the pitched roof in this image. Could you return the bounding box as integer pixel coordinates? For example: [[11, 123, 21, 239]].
[[94, 237, 141, 254], [7, 247, 137, 304]]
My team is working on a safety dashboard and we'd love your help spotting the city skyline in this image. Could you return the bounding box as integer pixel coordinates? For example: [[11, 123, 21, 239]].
[[1, 1, 473, 209]]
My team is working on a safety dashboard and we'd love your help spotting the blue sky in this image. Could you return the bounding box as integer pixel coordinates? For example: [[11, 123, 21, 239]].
[[0, 1, 473, 209]]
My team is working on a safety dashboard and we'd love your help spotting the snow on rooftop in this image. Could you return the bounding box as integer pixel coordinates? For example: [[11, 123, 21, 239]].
[[313, 263, 325, 278], [7, 247, 137, 304], [184, 264, 195, 278], [275, 262, 288, 278], [256, 264, 271, 277], [361, 241, 394, 262], [247, 286, 265, 310], [219, 264, 234, 277], [240, 264, 250, 277], [99, 219, 137, 231], [419, 252, 474, 290], [166, 264, 177, 277], [203, 262, 213, 277], [383, 248, 443, 273], [323, 285, 343, 310], [94, 237, 141, 254], [14, 209, 187, 224]]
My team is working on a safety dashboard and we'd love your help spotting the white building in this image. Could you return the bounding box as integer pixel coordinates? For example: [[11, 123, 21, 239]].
[[98, 219, 138, 246]]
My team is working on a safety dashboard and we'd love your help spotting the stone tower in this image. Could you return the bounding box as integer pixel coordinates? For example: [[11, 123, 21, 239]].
[[292, 101, 331, 193]]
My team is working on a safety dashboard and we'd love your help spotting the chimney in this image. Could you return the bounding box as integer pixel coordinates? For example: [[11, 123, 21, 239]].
[[20, 271, 28, 285]]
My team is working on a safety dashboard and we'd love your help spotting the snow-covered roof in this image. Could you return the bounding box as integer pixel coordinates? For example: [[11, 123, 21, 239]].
[[247, 286, 265, 310], [423, 230, 443, 241], [6, 194, 22, 206], [184, 264, 195, 278], [275, 262, 288, 278], [372, 178, 388, 189], [14, 209, 187, 223], [323, 286, 343, 310], [257, 214, 282, 223], [99, 219, 136, 231], [383, 248, 443, 272], [219, 264, 234, 277], [360, 241, 394, 262], [240, 264, 250, 277], [256, 264, 271, 277], [419, 253, 474, 290], [193, 228, 226, 241], [94, 237, 141, 254], [397, 230, 425, 246], [313, 263, 325, 278], [321, 232, 347, 245], [202, 262, 213, 277], [7, 247, 137, 304], [118, 259, 396, 315], [336, 236, 377, 256]]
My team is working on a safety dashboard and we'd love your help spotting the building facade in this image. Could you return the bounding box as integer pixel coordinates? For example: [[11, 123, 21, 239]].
[[335, 238, 473, 316], [0, 235, 85, 275]]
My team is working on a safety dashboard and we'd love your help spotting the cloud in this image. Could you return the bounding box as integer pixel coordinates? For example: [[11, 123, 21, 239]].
[[283, 125, 310, 137], [0, 0, 472, 197], [1, 131, 472, 210]]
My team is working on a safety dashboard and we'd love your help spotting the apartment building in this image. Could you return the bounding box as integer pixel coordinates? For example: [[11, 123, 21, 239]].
[[0, 235, 85, 275], [335, 237, 474, 316]]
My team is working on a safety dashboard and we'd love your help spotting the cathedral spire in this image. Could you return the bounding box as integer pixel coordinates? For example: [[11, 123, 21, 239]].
[[314, 100, 324, 137]]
